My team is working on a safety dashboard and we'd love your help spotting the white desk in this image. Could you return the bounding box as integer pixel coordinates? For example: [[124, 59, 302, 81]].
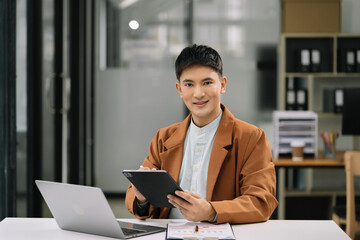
[[0, 218, 350, 239]]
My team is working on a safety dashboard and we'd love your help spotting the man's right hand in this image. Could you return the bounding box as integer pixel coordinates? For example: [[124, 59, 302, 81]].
[[131, 166, 157, 203], [132, 183, 147, 203]]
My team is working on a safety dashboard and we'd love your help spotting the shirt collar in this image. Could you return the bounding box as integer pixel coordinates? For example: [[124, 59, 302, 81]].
[[190, 110, 223, 135]]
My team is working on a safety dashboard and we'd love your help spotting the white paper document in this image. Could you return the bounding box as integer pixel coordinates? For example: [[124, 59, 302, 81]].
[[166, 222, 235, 240]]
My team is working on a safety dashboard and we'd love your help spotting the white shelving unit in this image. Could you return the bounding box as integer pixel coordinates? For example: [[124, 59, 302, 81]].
[[273, 111, 318, 160]]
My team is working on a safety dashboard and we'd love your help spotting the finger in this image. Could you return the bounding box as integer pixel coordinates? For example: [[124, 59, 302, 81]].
[[168, 198, 181, 209], [139, 166, 150, 170], [175, 191, 195, 203], [187, 191, 202, 199], [168, 196, 183, 208], [131, 184, 146, 202], [167, 194, 184, 203], [168, 198, 189, 214], [168, 194, 191, 208]]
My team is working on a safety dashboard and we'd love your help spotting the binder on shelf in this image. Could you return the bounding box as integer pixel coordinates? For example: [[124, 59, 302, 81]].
[[299, 49, 310, 72], [323, 89, 334, 113], [285, 77, 309, 111], [311, 49, 321, 72], [338, 49, 353, 73], [286, 90, 296, 110], [287, 77, 295, 90], [296, 89, 308, 110], [285, 77, 296, 110], [334, 88, 343, 113], [346, 50, 355, 72], [356, 49, 360, 72]]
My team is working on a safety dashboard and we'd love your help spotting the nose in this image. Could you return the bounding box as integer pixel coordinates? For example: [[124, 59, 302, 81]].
[[194, 85, 205, 99]]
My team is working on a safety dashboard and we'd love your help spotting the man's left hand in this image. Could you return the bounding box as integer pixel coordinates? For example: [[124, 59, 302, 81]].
[[167, 190, 216, 222]]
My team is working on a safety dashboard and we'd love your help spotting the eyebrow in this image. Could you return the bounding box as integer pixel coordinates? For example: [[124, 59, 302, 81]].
[[182, 77, 214, 83]]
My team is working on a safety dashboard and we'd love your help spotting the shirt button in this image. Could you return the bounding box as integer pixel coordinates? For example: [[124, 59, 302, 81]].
[[192, 187, 195, 191], [198, 129, 202, 133], [195, 168, 198, 171], [198, 148, 202, 152]]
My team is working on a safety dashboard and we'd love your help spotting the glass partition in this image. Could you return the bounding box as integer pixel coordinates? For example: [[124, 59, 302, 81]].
[[104, 0, 189, 69], [95, 0, 189, 192], [16, 0, 27, 217]]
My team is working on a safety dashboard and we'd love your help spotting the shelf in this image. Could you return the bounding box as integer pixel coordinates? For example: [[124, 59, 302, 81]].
[[280, 33, 360, 112], [279, 121, 315, 126], [285, 37, 333, 73], [279, 137, 315, 143], [284, 190, 346, 197], [282, 33, 360, 38], [285, 73, 360, 78], [275, 150, 345, 162], [279, 147, 315, 154], [337, 37, 360, 73], [316, 112, 342, 118], [279, 131, 315, 135]]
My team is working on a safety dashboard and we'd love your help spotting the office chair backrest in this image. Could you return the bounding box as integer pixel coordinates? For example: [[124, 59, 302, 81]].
[[345, 151, 360, 239]]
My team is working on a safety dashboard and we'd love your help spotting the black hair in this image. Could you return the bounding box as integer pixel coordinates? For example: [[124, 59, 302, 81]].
[[175, 44, 223, 80]]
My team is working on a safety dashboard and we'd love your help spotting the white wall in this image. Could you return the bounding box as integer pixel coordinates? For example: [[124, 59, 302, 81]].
[[342, 0, 360, 33]]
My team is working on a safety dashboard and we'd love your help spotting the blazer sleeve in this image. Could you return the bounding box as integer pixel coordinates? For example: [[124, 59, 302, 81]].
[[125, 130, 163, 219], [210, 128, 278, 224]]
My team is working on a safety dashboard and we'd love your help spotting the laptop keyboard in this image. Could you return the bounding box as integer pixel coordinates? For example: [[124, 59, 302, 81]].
[[117, 220, 165, 236], [120, 226, 145, 236], [118, 222, 146, 236]]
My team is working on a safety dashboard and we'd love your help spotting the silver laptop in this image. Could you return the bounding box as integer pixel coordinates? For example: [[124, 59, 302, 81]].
[[35, 180, 165, 239]]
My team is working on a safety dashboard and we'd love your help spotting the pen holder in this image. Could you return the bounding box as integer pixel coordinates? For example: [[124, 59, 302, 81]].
[[324, 141, 335, 159]]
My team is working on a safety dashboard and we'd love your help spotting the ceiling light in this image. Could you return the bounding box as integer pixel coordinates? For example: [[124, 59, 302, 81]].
[[129, 20, 139, 30]]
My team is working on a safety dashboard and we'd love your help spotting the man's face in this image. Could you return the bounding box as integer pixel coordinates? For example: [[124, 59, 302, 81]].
[[176, 64, 227, 127]]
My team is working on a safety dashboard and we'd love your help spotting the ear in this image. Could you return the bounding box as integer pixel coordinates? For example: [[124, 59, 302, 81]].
[[220, 76, 227, 94], [175, 81, 183, 98]]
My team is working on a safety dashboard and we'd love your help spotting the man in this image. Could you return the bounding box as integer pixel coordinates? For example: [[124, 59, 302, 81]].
[[125, 44, 277, 224]]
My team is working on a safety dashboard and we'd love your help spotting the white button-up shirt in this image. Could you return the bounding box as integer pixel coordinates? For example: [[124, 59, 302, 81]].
[[168, 111, 223, 219]]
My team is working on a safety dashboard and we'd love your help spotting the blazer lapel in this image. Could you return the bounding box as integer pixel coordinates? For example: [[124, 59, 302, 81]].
[[160, 115, 191, 183], [158, 105, 234, 200], [206, 105, 234, 200]]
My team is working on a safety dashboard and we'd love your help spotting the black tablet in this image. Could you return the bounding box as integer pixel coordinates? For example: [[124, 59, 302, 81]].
[[123, 170, 184, 208]]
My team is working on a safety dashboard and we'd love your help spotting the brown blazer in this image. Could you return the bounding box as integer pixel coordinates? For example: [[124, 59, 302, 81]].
[[125, 104, 278, 224]]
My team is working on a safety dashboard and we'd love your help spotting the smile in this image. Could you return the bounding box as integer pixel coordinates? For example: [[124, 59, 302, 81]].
[[193, 100, 209, 106]]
